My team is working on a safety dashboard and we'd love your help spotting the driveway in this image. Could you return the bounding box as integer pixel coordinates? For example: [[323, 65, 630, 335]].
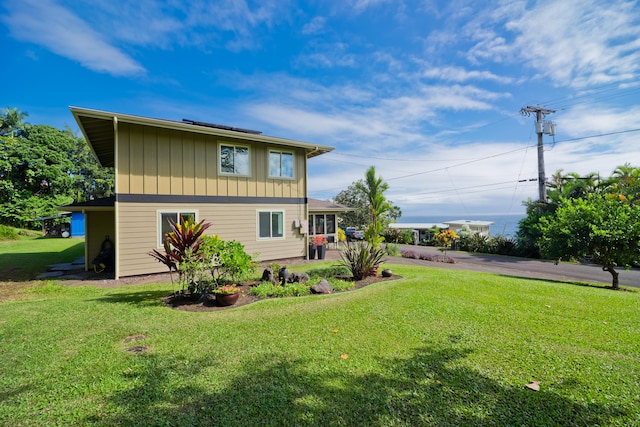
[[385, 244, 640, 289]]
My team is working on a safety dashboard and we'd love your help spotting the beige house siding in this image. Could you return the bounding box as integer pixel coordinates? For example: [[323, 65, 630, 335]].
[[117, 201, 307, 277], [116, 123, 307, 199]]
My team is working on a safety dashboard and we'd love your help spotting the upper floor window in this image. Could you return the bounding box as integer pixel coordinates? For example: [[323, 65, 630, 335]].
[[269, 150, 294, 179], [220, 144, 250, 176]]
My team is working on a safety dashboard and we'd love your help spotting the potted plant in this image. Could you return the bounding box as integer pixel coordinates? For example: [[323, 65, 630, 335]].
[[308, 237, 317, 260], [312, 235, 328, 259], [213, 285, 241, 306]]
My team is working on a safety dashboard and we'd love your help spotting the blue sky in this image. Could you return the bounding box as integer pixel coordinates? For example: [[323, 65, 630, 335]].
[[3, 0, 640, 217]]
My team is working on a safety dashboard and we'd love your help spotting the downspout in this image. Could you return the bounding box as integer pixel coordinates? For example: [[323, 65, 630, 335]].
[[113, 116, 120, 280], [305, 147, 319, 259]]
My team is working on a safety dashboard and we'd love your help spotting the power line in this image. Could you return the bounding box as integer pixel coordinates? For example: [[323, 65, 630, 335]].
[[310, 128, 640, 195]]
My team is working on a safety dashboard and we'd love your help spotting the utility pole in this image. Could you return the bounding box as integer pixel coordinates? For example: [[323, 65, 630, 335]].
[[520, 106, 556, 203]]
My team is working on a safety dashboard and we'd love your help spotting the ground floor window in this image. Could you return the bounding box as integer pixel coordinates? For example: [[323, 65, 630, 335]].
[[308, 214, 336, 235], [258, 210, 284, 239], [158, 211, 196, 246]]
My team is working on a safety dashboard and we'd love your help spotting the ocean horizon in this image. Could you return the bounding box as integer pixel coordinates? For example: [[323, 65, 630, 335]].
[[398, 213, 526, 237]]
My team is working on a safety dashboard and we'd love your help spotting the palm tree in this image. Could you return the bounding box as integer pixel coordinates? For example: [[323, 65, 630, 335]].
[[355, 166, 392, 246], [607, 163, 640, 203], [0, 107, 28, 137]]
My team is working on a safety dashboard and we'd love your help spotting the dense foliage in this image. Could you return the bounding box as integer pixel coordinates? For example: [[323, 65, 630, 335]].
[[538, 193, 640, 289], [201, 235, 256, 285], [149, 216, 256, 294], [0, 108, 114, 228], [515, 164, 640, 287]]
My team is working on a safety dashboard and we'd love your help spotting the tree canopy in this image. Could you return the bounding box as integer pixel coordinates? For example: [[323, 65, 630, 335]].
[[538, 192, 640, 289], [517, 164, 640, 261], [333, 170, 401, 230], [0, 108, 114, 229]]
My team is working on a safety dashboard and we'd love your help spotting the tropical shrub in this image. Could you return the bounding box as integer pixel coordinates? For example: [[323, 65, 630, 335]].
[[148, 216, 211, 291], [200, 236, 256, 286], [382, 228, 414, 244], [385, 242, 400, 256], [488, 235, 517, 255], [433, 229, 459, 257], [338, 242, 386, 280]]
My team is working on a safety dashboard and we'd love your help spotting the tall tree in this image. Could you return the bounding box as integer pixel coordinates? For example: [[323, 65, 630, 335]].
[[538, 193, 640, 289], [0, 124, 114, 228], [355, 166, 393, 245], [0, 107, 28, 137], [334, 174, 401, 231]]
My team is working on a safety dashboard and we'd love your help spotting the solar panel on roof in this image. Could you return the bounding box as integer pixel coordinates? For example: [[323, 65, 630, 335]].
[[182, 119, 262, 135]]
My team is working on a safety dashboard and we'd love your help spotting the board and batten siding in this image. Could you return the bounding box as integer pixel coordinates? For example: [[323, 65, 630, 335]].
[[117, 203, 307, 277], [117, 123, 307, 198]]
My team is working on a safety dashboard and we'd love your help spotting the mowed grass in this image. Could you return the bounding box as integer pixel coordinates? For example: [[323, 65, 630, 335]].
[[0, 236, 84, 281], [0, 254, 639, 425]]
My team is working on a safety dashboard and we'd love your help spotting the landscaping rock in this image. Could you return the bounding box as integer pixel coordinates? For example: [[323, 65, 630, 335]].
[[288, 272, 310, 284], [382, 269, 393, 277], [261, 268, 277, 284], [278, 267, 290, 285], [311, 279, 333, 294]]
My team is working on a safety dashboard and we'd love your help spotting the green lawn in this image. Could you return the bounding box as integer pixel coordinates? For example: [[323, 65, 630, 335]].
[[0, 236, 84, 281], [0, 250, 639, 425]]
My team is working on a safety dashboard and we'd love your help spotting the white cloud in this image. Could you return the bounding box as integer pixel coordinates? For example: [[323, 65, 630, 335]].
[[468, 0, 640, 87], [2, 0, 145, 76], [421, 65, 513, 84], [559, 104, 640, 136], [302, 16, 327, 35]]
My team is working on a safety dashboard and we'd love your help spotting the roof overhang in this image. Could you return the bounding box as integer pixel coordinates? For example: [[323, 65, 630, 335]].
[[308, 198, 355, 213], [58, 196, 115, 213], [70, 106, 334, 167]]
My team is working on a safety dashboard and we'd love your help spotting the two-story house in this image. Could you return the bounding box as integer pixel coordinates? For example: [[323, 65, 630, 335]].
[[63, 107, 334, 279]]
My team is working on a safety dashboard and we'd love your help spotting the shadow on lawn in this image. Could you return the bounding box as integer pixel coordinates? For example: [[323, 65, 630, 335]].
[[85, 345, 627, 426], [0, 240, 84, 282], [92, 290, 170, 307], [496, 274, 636, 292]]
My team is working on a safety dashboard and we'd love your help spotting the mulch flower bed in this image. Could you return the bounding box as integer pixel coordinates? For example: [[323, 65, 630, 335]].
[[164, 274, 401, 312]]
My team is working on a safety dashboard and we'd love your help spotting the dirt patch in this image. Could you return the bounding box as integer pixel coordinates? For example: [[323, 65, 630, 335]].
[[164, 274, 401, 312]]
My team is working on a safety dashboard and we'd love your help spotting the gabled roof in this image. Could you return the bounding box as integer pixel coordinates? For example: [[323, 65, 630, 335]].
[[70, 106, 334, 167], [308, 198, 355, 213]]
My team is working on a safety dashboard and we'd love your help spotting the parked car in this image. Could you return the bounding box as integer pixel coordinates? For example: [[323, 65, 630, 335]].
[[344, 227, 365, 241]]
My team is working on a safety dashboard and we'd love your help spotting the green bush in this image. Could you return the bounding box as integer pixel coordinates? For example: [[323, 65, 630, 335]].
[[385, 243, 400, 256], [306, 265, 350, 278], [0, 225, 19, 240], [201, 236, 256, 286], [338, 242, 386, 280]]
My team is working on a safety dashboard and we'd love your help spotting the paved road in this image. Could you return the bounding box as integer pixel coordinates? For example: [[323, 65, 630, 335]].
[[383, 244, 640, 289]]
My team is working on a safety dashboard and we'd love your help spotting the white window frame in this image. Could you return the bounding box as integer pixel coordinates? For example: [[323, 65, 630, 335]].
[[257, 210, 286, 240], [157, 210, 198, 247], [268, 149, 295, 179], [308, 213, 336, 235], [219, 142, 251, 176]]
